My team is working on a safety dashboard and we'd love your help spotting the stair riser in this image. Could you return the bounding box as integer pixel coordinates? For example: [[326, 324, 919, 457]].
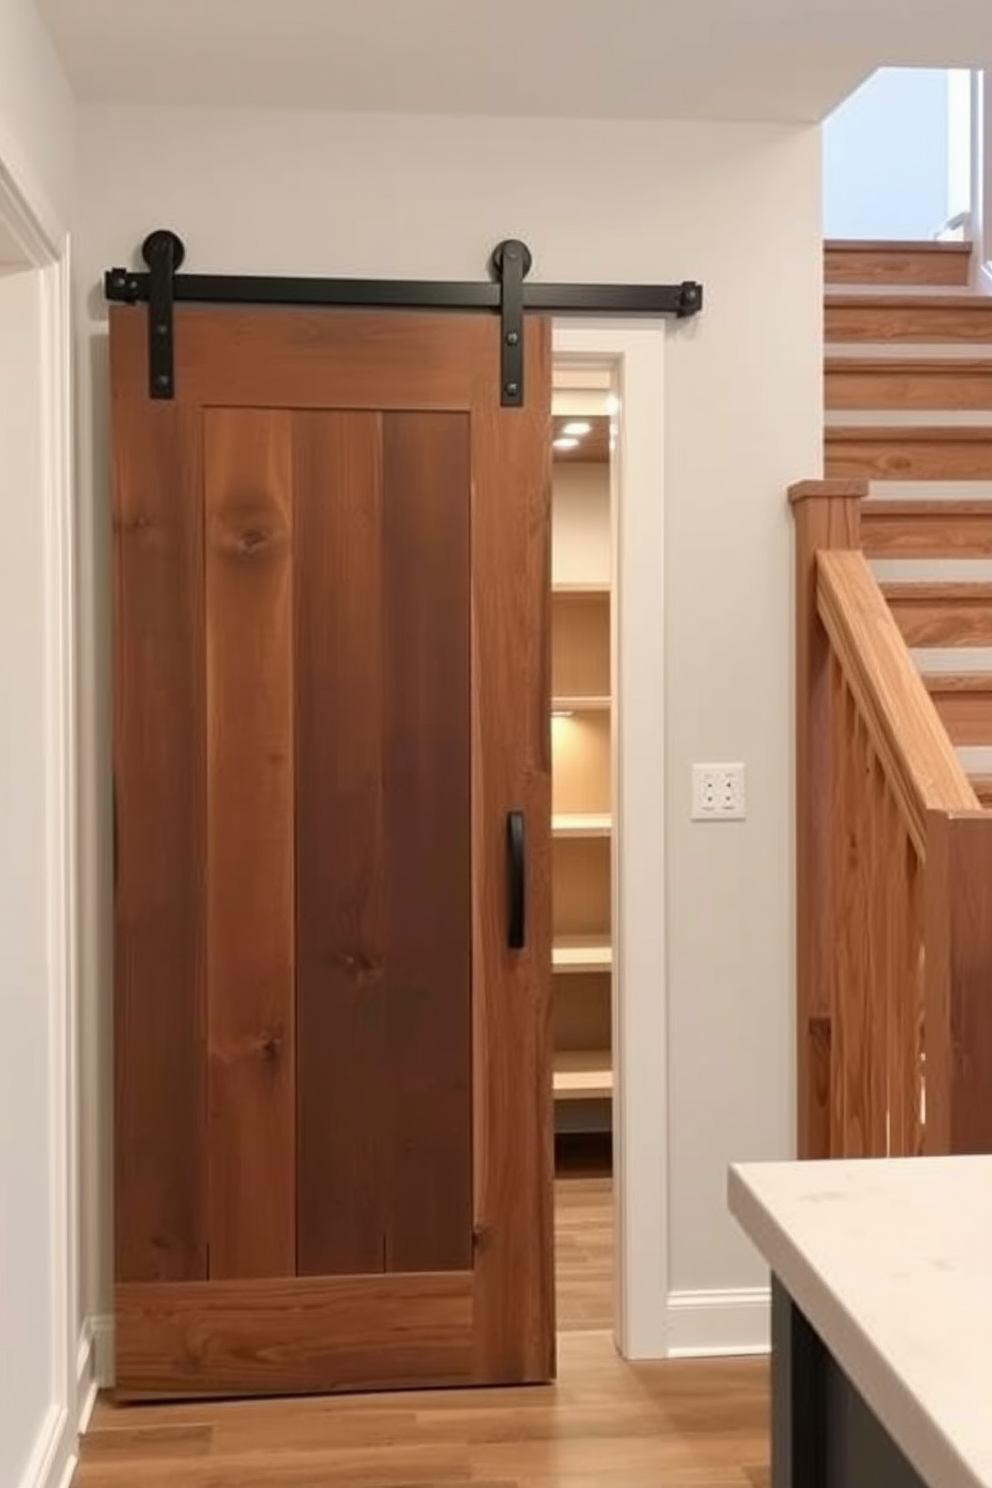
[[827, 436, 992, 482], [826, 366, 992, 411], [969, 775, 992, 806], [826, 303, 992, 342], [928, 692, 992, 746], [824, 245, 971, 287], [886, 597, 992, 648], [862, 508, 992, 558]]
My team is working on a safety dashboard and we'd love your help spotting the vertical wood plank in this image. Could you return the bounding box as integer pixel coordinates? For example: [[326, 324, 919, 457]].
[[910, 857, 926, 1156], [924, 809, 992, 1154], [843, 707, 873, 1158], [204, 410, 295, 1279], [471, 319, 555, 1382], [381, 414, 473, 1273], [294, 412, 388, 1277], [828, 659, 850, 1158], [863, 749, 888, 1156], [111, 381, 206, 1283], [884, 807, 918, 1158], [789, 481, 865, 1159]]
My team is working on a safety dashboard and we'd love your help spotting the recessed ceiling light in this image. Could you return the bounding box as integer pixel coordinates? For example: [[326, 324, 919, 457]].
[[561, 421, 591, 437], [553, 436, 580, 451]]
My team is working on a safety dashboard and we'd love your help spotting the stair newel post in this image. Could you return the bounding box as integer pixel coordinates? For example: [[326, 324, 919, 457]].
[[789, 480, 866, 1159]]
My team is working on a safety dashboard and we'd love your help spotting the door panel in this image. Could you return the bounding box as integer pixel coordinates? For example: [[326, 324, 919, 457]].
[[379, 414, 473, 1275], [113, 402, 207, 1285], [111, 307, 553, 1398], [294, 411, 473, 1279], [116, 1273, 474, 1398], [469, 399, 554, 1379], [204, 409, 296, 1280], [294, 411, 387, 1279]]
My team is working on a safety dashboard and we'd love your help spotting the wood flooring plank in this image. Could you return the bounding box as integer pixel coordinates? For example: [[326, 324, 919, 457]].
[[294, 412, 388, 1278], [110, 366, 207, 1283], [114, 1272, 474, 1399], [80, 1331, 768, 1485], [381, 413, 473, 1273], [203, 410, 296, 1280]]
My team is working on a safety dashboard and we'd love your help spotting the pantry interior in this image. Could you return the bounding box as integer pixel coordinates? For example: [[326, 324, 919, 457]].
[[551, 367, 616, 1336]]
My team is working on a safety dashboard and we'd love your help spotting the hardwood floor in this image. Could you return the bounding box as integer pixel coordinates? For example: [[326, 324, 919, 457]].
[[76, 1152, 770, 1487], [77, 1332, 769, 1488], [555, 1147, 613, 1333]]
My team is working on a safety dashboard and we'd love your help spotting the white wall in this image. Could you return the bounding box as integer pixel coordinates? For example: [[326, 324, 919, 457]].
[[0, 0, 74, 239], [74, 105, 821, 1350], [823, 67, 956, 239]]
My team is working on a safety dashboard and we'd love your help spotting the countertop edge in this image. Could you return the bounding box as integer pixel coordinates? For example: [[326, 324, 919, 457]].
[[728, 1164, 984, 1488]]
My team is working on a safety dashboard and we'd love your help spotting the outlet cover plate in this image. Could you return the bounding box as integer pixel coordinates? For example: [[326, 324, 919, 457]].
[[692, 763, 746, 821]]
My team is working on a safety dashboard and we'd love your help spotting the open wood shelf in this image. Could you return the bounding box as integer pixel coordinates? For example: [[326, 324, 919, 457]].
[[553, 936, 612, 974], [552, 696, 611, 713], [553, 1049, 614, 1101], [551, 419, 612, 1132], [552, 812, 612, 839]]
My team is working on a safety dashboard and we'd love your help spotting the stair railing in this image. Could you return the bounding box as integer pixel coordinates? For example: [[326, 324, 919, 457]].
[[792, 480, 992, 1159]]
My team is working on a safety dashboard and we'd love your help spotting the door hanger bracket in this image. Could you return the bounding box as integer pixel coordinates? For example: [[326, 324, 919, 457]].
[[105, 230, 185, 401], [490, 239, 532, 409]]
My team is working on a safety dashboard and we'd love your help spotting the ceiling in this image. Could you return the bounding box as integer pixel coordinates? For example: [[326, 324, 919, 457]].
[[35, 0, 992, 124]]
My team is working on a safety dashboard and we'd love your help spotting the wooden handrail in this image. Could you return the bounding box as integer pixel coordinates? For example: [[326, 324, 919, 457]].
[[816, 549, 979, 858]]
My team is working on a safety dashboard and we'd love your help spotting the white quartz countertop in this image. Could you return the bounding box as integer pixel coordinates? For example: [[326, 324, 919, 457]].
[[729, 1157, 992, 1488]]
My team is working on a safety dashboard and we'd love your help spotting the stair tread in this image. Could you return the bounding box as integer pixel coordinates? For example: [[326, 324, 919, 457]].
[[825, 357, 992, 372], [923, 672, 992, 692], [825, 240, 972, 256], [827, 425, 992, 441], [864, 498, 992, 513], [826, 293, 992, 309], [883, 581, 992, 599]]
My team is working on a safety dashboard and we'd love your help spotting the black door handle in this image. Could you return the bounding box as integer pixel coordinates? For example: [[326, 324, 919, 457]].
[[506, 810, 525, 950]]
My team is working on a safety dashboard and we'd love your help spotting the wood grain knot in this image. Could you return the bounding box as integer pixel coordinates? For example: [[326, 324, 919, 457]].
[[236, 526, 272, 556], [336, 949, 382, 983], [116, 511, 152, 534], [258, 1033, 283, 1063]]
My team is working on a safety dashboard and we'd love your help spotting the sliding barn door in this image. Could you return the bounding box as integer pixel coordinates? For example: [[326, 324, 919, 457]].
[[110, 306, 553, 1399]]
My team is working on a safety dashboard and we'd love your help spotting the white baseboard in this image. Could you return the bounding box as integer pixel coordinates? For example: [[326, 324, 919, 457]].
[[665, 1286, 770, 1357], [17, 1403, 74, 1488], [87, 1314, 114, 1395]]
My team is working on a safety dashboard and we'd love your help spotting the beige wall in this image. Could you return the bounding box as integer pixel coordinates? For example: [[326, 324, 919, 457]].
[[74, 105, 822, 1345]]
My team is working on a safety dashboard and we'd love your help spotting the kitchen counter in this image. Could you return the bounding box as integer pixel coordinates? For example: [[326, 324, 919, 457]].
[[729, 1156, 992, 1488]]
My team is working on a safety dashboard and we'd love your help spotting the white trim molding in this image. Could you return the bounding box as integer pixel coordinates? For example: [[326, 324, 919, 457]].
[[665, 1287, 771, 1358], [16, 1404, 74, 1488], [0, 136, 79, 1488], [553, 321, 669, 1359]]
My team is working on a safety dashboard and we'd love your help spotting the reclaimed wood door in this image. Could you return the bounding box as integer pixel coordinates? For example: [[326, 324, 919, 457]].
[[110, 306, 553, 1399]]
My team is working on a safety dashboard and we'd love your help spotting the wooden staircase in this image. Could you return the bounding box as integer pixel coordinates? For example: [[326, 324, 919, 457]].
[[825, 237, 992, 807], [787, 240, 992, 1164]]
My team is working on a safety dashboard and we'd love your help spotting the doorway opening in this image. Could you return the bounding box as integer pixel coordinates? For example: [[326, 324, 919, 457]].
[[551, 363, 616, 1338]]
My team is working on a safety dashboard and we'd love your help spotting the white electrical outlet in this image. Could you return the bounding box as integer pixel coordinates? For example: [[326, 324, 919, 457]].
[[691, 763, 746, 821]]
